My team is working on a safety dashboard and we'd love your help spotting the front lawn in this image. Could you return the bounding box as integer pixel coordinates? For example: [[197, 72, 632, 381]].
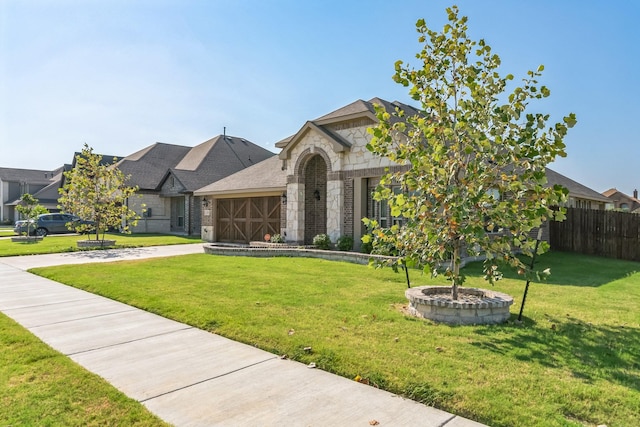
[[0, 313, 169, 426], [0, 227, 14, 237], [31, 252, 640, 427], [0, 233, 202, 257]]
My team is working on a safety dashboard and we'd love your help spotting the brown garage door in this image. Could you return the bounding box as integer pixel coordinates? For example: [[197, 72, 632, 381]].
[[217, 196, 281, 243]]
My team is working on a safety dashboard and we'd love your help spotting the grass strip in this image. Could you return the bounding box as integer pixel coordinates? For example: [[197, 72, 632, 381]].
[[0, 313, 170, 426], [0, 233, 202, 257]]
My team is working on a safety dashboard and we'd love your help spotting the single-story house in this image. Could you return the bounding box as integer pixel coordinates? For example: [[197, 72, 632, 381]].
[[195, 97, 613, 247], [118, 134, 275, 236], [545, 168, 611, 210], [602, 188, 640, 212]]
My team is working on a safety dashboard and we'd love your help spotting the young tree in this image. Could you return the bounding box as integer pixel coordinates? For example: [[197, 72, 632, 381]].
[[15, 193, 48, 237], [364, 6, 574, 299], [59, 144, 140, 244]]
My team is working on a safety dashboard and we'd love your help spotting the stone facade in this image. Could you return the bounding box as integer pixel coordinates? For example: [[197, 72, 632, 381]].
[[127, 172, 203, 235], [128, 192, 172, 234], [282, 122, 401, 245]]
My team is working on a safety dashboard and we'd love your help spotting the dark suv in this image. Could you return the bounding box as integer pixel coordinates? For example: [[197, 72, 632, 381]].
[[14, 213, 94, 236]]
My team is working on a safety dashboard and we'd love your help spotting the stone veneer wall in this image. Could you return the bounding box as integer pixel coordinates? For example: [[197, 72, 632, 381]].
[[203, 243, 396, 265], [128, 193, 171, 234], [200, 196, 214, 241], [284, 123, 402, 244]]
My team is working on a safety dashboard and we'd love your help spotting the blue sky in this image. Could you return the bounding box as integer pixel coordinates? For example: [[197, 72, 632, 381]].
[[1, 0, 638, 194]]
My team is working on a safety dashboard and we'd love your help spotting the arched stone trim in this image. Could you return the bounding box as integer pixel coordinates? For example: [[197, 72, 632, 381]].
[[294, 147, 333, 178]]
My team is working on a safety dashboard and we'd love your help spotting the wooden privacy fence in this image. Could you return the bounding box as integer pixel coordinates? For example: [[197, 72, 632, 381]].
[[549, 207, 640, 262]]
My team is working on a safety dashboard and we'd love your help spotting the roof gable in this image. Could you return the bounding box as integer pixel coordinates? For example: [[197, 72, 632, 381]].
[[116, 143, 192, 190], [170, 135, 275, 191], [276, 97, 420, 160], [278, 121, 352, 160]]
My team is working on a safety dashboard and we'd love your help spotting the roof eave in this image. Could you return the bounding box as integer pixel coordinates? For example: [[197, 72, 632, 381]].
[[278, 121, 352, 160], [195, 186, 286, 197]]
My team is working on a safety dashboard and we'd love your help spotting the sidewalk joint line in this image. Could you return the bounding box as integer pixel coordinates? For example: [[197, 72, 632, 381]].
[[439, 415, 457, 426], [65, 326, 194, 356], [140, 356, 279, 403], [1, 296, 100, 311], [27, 308, 138, 328]]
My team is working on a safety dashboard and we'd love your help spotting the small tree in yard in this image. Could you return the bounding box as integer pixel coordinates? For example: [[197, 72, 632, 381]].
[[15, 193, 48, 237], [363, 6, 574, 300], [59, 144, 139, 244]]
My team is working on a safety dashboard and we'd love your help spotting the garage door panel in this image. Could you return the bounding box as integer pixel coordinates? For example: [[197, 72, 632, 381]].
[[216, 197, 280, 243]]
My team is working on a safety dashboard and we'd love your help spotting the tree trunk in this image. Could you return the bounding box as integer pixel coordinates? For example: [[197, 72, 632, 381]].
[[451, 244, 460, 300]]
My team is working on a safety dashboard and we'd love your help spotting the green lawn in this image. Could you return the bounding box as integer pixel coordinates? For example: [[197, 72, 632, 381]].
[[0, 233, 202, 257], [0, 313, 169, 426], [30, 251, 640, 427], [0, 227, 14, 237]]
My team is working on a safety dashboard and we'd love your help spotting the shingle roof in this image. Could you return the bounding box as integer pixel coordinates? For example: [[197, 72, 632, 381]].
[[278, 97, 421, 159], [194, 156, 286, 196], [116, 143, 192, 190], [0, 167, 58, 184], [312, 97, 420, 125], [170, 135, 274, 191], [117, 137, 275, 192], [545, 168, 610, 203], [30, 179, 63, 205], [601, 188, 640, 204]]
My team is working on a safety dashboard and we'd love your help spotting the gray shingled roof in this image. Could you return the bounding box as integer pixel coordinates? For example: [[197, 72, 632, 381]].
[[278, 98, 422, 158], [194, 156, 286, 196], [116, 143, 193, 190], [117, 137, 275, 192], [169, 135, 274, 192], [313, 97, 420, 125], [545, 168, 610, 202], [0, 167, 58, 184]]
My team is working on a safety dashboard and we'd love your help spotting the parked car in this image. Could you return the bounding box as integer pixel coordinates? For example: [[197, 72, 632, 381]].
[[14, 213, 95, 237]]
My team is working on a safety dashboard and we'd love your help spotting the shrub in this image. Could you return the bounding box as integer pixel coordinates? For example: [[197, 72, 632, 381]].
[[270, 233, 285, 243], [312, 233, 332, 250], [336, 235, 354, 251], [360, 236, 373, 254]]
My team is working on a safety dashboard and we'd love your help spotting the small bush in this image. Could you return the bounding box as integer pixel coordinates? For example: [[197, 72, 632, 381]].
[[270, 233, 285, 243], [360, 235, 373, 254], [312, 233, 332, 250], [336, 235, 354, 251]]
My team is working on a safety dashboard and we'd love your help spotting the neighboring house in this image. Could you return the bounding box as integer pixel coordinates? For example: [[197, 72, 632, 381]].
[[195, 97, 613, 247], [545, 168, 611, 210], [118, 135, 275, 236], [0, 166, 66, 223], [602, 188, 640, 212]]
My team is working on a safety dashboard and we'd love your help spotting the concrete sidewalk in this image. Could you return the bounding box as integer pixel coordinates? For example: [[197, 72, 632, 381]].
[[0, 245, 486, 426]]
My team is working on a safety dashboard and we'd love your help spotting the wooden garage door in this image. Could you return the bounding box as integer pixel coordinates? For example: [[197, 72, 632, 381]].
[[217, 197, 280, 243]]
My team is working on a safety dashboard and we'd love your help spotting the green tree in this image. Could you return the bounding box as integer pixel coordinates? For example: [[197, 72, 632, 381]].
[[364, 6, 573, 299], [59, 144, 140, 243], [15, 193, 48, 237]]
